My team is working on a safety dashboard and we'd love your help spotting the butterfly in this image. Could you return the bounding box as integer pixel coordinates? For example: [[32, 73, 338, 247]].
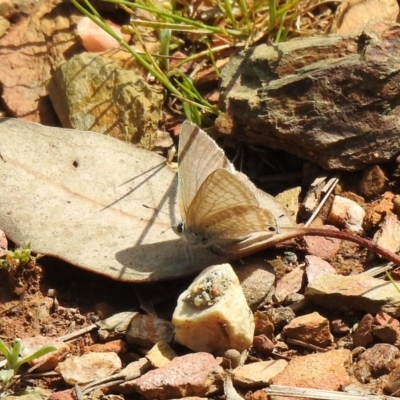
[[173, 120, 279, 256]]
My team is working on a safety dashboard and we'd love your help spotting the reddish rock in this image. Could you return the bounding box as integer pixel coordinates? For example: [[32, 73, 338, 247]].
[[248, 389, 269, 400], [282, 312, 333, 348], [373, 312, 400, 344], [353, 314, 374, 348], [271, 349, 351, 390], [351, 343, 400, 383], [84, 339, 128, 355], [375, 311, 400, 328], [0, 0, 82, 124], [254, 311, 274, 338], [372, 324, 399, 344], [253, 335, 275, 356], [48, 390, 74, 400], [364, 191, 395, 230], [303, 227, 341, 261], [134, 353, 224, 399], [126, 313, 174, 347], [275, 266, 304, 300], [331, 318, 350, 336], [384, 359, 400, 395]]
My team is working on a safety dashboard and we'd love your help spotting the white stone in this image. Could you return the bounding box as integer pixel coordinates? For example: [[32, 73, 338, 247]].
[[327, 195, 365, 233], [172, 263, 254, 355], [373, 214, 400, 256]]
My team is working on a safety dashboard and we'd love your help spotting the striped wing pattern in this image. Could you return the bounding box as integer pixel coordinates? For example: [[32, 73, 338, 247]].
[[178, 121, 233, 221], [177, 121, 277, 248], [185, 169, 277, 241]]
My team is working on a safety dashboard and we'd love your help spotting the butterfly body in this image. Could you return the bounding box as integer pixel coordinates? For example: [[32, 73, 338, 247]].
[[175, 121, 278, 255]]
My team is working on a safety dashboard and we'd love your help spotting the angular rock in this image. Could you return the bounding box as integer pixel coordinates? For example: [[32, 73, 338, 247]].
[[20, 335, 69, 372], [253, 311, 274, 338], [375, 311, 400, 327], [134, 353, 224, 399], [84, 339, 128, 355], [58, 352, 122, 385], [352, 314, 374, 348], [358, 165, 389, 199], [0, 0, 82, 124], [372, 214, 400, 256], [282, 312, 333, 348], [330, 0, 399, 35], [372, 324, 399, 344], [303, 228, 341, 262], [372, 311, 400, 344], [331, 318, 351, 336], [275, 266, 304, 301], [253, 335, 275, 356], [305, 255, 337, 284], [306, 274, 400, 317], [271, 349, 351, 390], [364, 191, 395, 230], [232, 360, 288, 388], [172, 264, 255, 355], [126, 313, 174, 348], [326, 195, 365, 234], [146, 340, 177, 368], [265, 307, 296, 331], [233, 257, 276, 310], [48, 53, 163, 149], [351, 343, 400, 383], [219, 27, 400, 171], [283, 292, 304, 306]]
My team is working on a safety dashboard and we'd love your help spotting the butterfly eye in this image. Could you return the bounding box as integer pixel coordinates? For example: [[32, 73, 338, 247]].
[[173, 222, 184, 234], [268, 227, 277, 232]]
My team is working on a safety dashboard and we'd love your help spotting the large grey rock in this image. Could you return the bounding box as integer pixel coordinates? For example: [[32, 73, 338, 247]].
[[219, 27, 400, 170]]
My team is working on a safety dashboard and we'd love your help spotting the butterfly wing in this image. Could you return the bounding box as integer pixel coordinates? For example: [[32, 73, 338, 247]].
[[178, 121, 234, 220], [186, 169, 277, 241]]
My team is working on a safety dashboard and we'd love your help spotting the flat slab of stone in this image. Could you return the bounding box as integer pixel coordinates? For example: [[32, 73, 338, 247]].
[[306, 274, 400, 316]]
